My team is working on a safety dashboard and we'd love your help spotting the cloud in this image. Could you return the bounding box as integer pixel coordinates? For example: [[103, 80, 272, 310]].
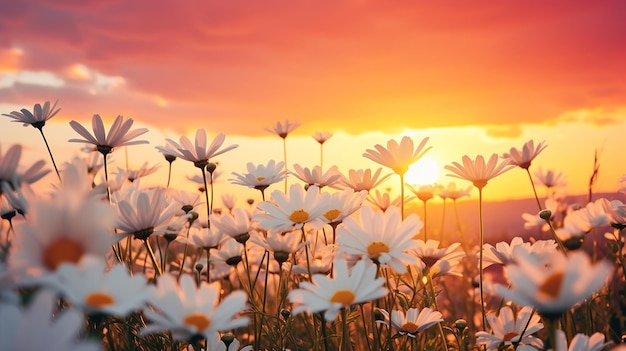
[[1, 0, 625, 136]]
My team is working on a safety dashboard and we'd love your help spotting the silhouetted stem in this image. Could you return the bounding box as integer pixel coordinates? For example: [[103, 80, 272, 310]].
[[36, 127, 60, 181]]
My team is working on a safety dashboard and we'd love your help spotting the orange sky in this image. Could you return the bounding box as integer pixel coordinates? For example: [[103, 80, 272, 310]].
[[1, 0, 626, 204]]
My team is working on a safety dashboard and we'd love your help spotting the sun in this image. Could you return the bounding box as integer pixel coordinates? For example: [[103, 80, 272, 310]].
[[404, 156, 439, 185]]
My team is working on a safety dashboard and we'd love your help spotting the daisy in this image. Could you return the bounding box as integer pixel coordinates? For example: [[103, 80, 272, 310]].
[[482, 237, 557, 268], [288, 257, 387, 321], [114, 184, 183, 241], [8, 186, 117, 281], [534, 168, 568, 190], [411, 240, 466, 277], [210, 237, 245, 267], [54, 257, 153, 317], [366, 189, 407, 212], [266, 120, 300, 191], [438, 182, 470, 200], [253, 183, 330, 233], [406, 183, 436, 203], [0, 144, 49, 190], [320, 188, 367, 227], [445, 154, 513, 190], [291, 164, 342, 189], [142, 273, 249, 344], [184, 225, 227, 251], [69, 114, 149, 154], [492, 248, 613, 319], [124, 162, 161, 182], [502, 140, 547, 170], [3, 99, 60, 128], [551, 330, 612, 351], [229, 160, 287, 195], [161, 129, 238, 167], [363, 136, 431, 176], [377, 307, 444, 338], [170, 189, 205, 215], [221, 193, 237, 213], [339, 168, 392, 193], [312, 131, 333, 145], [3, 100, 62, 178], [313, 131, 333, 170], [265, 120, 301, 139], [250, 228, 303, 265], [337, 206, 420, 273], [212, 208, 253, 243], [0, 291, 100, 351], [475, 306, 544, 351], [363, 136, 431, 217]]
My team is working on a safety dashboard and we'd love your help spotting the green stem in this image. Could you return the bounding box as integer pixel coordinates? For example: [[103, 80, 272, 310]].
[[143, 239, 163, 277], [478, 187, 486, 330]]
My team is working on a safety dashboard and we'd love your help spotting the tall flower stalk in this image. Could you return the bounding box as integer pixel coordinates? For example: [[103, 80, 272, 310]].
[[266, 120, 300, 192], [363, 136, 431, 219], [445, 154, 513, 329]]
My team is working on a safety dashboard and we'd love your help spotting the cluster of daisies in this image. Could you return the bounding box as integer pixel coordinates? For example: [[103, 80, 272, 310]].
[[0, 100, 624, 351]]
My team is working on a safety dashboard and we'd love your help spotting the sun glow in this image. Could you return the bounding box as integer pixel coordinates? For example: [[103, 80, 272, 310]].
[[404, 157, 439, 185]]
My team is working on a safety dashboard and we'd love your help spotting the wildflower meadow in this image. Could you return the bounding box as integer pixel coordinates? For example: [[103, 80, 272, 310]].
[[1, 100, 626, 351]]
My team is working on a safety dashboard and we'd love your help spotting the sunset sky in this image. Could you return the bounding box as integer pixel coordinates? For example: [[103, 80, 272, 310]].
[[1, 0, 626, 206]]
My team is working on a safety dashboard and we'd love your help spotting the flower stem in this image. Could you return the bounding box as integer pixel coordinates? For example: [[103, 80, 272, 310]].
[[478, 187, 486, 330], [36, 127, 60, 181], [143, 238, 163, 278]]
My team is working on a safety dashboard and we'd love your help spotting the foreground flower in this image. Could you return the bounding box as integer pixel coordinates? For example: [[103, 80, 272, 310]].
[[551, 329, 611, 351], [54, 257, 152, 317], [9, 186, 117, 280], [288, 258, 387, 321], [142, 274, 249, 344], [502, 140, 547, 170], [69, 114, 149, 154], [253, 183, 329, 233], [337, 206, 420, 273], [0, 291, 100, 351], [377, 307, 443, 338], [445, 154, 513, 190], [320, 188, 367, 226], [492, 248, 613, 318], [0, 144, 50, 189], [475, 306, 544, 351]]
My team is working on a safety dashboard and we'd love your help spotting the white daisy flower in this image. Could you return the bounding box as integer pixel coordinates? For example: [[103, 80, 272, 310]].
[[142, 274, 249, 345], [229, 160, 287, 191], [54, 257, 153, 317], [253, 184, 330, 233], [492, 248, 613, 318], [9, 187, 117, 281], [550, 329, 612, 351], [337, 206, 420, 273], [288, 257, 387, 322], [377, 307, 444, 338], [69, 114, 149, 154], [291, 164, 342, 189], [475, 306, 544, 350], [339, 168, 392, 193], [0, 290, 100, 351]]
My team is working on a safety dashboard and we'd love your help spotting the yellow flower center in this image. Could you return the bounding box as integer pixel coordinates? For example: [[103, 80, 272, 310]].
[[323, 209, 342, 222], [503, 332, 519, 342], [43, 237, 85, 271], [289, 209, 309, 223], [367, 241, 390, 259], [538, 271, 564, 299], [399, 322, 419, 334], [256, 176, 266, 181], [183, 312, 211, 333], [329, 289, 356, 307], [85, 292, 115, 309]]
